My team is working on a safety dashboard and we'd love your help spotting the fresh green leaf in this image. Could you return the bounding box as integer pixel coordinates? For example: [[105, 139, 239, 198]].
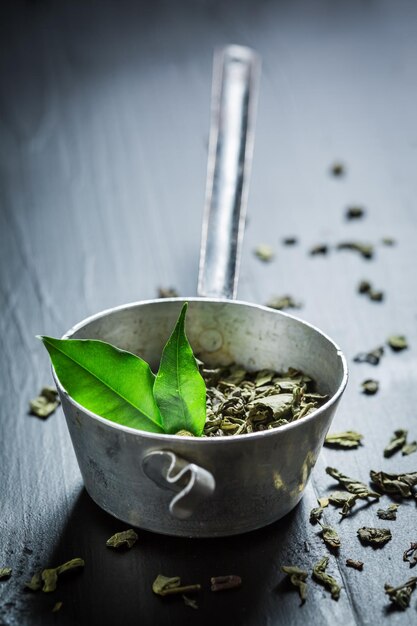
[[39, 336, 164, 433], [154, 303, 206, 436]]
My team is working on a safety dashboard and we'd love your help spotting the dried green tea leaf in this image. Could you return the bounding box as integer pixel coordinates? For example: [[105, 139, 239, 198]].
[[387, 335, 408, 351], [336, 241, 374, 259], [309, 244, 329, 256], [106, 529, 138, 549], [326, 467, 379, 500], [324, 431, 363, 449], [330, 162, 345, 176], [346, 559, 363, 571], [281, 566, 308, 604], [403, 543, 417, 567], [357, 527, 392, 547], [370, 470, 417, 498], [283, 237, 298, 246], [25, 571, 42, 591], [202, 364, 326, 436], [361, 379, 379, 395], [328, 491, 359, 518], [384, 430, 408, 458], [41, 569, 59, 593], [346, 206, 365, 220], [309, 506, 324, 525], [402, 441, 417, 456], [152, 575, 201, 596], [318, 497, 329, 508], [0, 567, 12, 580], [52, 601, 63, 613], [384, 577, 417, 610], [369, 290, 384, 302], [381, 237, 396, 246], [154, 303, 206, 436], [29, 386, 60, 419], [158, 287, 179, 298], [265, 295, 302, 311], [39, 337, 164, 433], [312, 556, 340, 600], [358, 280, 372, 294], [25, 559, 84, 593], [318, 523, 341, 550], [254, 244, 274, 262], [377, 504, 399, 521], [210, 575, 242, 591], [182, 595, 198, 609], [353, 346, 384, 365]]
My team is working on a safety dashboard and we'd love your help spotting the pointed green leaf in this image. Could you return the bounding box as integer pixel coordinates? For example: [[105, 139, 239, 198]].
[[39, 336, 164, 433], [154, 303, 206, 436]]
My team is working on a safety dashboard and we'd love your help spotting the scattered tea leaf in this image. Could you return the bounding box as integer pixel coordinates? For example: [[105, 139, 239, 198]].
[[210, 575, 242, 592], [346, 559, 363, 571], [369, 290, 384, 302], [324, 431, 363, 449], [312, 556, 340, 600], [318, 522, 341, 550], [357, 527, 392, 547], [402, 441, 417, 456], [254, 244, 274, 262], [309, 505, 325, 525], [384, 430, 408, 458], [29, 386, 60, 419], [326, 467, 380, 500], [384, 577, 417, 610], [52, 601, 63, 613], [25, 558, 84, 593], [318, 497, 330, 508], [280, 566, 308, 604], [403, 543, 417, 567], [106, 529, 138, 550], [381, 237, 396, 246], [25, 571, 42, 591], [361, 379, 379, 395], [336, 241, 374, 259], [154, 303, 206, 436], [346, 206, 365, 220], [182, 595, 198, 609], [353, 346, 384, 365], [265, 295, 302, 311], [377, 504, 399, 521], [357, 281, 384, 301], [0, 568, 12, 580], [158, 287, 179, 298], [387, 335, 408, 351], [283, 237, 298, 246], [39, 337, 164, 433], [309, 244, 329, 256], [328, 491, 359, 518], [358, 280, 372, 294], [370, 470, 417, 498], [330, 162, 345, 176], [152, 575, 201, 596]]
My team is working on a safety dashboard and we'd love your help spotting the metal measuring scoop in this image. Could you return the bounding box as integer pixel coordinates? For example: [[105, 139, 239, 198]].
[[55, 46, 348, 537]]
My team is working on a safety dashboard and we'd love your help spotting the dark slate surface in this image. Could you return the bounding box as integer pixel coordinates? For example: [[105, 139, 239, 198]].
[[1, 1, 417, 624]]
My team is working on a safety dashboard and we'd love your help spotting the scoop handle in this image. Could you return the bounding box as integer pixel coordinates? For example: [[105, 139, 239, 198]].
[[197, 45, 261, 300]]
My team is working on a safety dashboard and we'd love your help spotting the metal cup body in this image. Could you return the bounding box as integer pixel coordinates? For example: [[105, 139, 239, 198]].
[[56, 298, 347, 537]]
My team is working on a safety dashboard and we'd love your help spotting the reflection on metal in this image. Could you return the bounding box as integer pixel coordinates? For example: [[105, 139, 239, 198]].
[[142, 450, 216, 520]]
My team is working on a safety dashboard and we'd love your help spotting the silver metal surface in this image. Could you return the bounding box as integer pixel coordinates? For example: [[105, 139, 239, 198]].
[[198, 45, 260, 299], [54, 45, 348, 537], [57, 298, 347, 537], [142, 450, 216, 520]]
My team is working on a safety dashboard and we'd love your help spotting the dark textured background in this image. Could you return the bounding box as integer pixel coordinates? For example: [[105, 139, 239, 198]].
[[1, 1, 417, 624]]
